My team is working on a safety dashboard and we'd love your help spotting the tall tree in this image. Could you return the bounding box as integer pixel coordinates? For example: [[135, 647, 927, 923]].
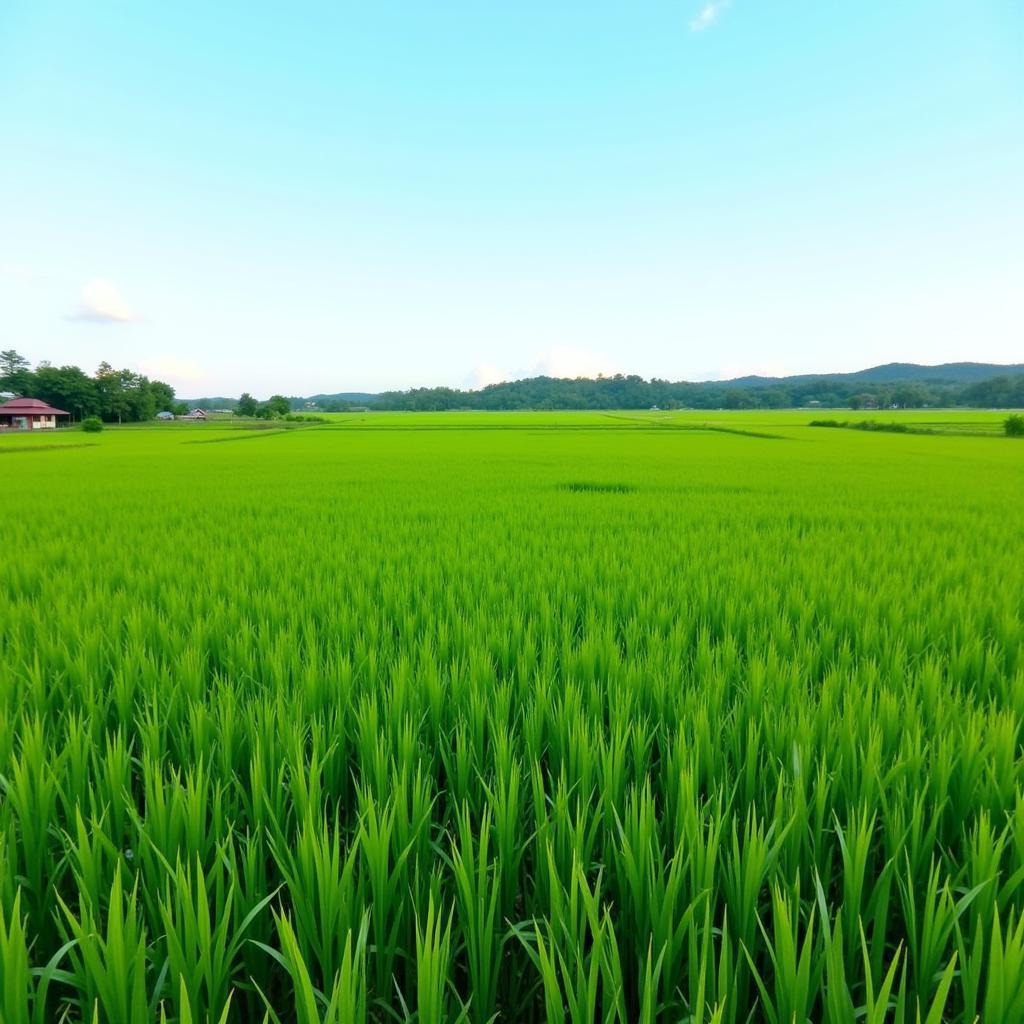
[[263, 394, 291, 418], [0, 349, 32, 395], [148, 380, 177, 413], [236, 392, 259, 417], [33, 365, 99, 420], [94, 363, 130, 423], [117, 370, 157, 422]]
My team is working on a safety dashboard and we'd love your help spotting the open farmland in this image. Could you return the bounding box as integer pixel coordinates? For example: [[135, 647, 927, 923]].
[[1, 413, 1023, 1022]]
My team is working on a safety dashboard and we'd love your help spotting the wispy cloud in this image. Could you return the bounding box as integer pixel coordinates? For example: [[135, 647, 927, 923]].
[[68, 278, 139, 323], [690, 0, 731, 32], [0, 262, 39, 281], [466, 362, 508, 389]]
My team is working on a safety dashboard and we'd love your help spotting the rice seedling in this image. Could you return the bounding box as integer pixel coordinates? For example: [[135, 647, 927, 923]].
[[0, 412, 1021, 1020]]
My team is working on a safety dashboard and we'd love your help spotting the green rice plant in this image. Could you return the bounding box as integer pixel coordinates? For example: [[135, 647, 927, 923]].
[[161, 975, 234, 1024], [0, 891, 31, 1024], [980, 909, 1024, 1022], [513, 852, 626, 1024], [55, 865, 151, 1023], [813, 883, 856, 1024], [402, 895, 466, 1024], [0, 413, 1022, 1021], [355, 792, 415, 1001], [898, 856, 987, 1007], [834, 807, 896, 986], [743, 882, 821, 1024], [894, 952, 958, 1024], [479, 754, 524, 925], [721, 809, 790, 1007], [446, 805, 504, 1023], [609, 779, 705, 1017], [157, 852, 277, 1023], [270, 811, 364, 995], [2, 717, 62, 945], [257, 910, 370, 1024], [856, 925, 905, 1024], [681, 899, 737, 1024]]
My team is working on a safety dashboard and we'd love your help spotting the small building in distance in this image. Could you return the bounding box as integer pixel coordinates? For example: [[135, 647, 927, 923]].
[[179, 409, 208, 421], [0, 397, 71, 431], [156, 411, 175, 421]]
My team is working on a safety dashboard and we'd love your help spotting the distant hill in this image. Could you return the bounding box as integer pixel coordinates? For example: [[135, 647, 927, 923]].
[[710, 362, 1024, 389], [307, 392, 380, 405], [364, 364, 1024, 412], [851, 361, 1024, 383], [180, 363, 1024, 411], [177, 396, 239, 409]]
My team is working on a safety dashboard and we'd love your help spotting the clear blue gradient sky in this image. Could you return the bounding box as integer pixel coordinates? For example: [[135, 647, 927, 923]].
[[2, 2, 1021, 396]]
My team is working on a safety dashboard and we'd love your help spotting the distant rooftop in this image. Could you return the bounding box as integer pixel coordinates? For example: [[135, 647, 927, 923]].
[[0, 397, 71, 416]]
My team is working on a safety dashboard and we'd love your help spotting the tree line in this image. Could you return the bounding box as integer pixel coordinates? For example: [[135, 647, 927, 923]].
[[1, 347, 306, 423], [187, 371, 1024, 413], [364, 373, 1024, 412], [9, 346, 1022, 419], [235, 393, 292, 419], [1, 350, 180, 423]]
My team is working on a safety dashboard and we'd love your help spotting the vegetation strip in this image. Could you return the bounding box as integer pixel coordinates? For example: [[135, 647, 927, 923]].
[[182, 429, 296, 444], [0, 442, 97, 454], [810, 416, 1024, 437]]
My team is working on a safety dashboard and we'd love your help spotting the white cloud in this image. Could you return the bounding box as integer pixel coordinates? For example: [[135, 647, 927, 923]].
[[465, 348, 620, 388], [466, 362, 509, 388], [69, 278, 138, 323], [137, 358, 207, 385], [690, 0, 730, 32], [527, 346, 620, 379]]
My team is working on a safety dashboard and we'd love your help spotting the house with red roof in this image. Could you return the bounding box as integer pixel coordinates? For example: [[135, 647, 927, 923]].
[[0, 397, 71, 431]]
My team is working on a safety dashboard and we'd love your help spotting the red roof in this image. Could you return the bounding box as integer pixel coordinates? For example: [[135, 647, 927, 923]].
[[0, 397, 71, 416]]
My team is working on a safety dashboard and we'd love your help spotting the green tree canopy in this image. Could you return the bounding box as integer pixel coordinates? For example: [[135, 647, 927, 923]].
[[0, 349, 33, 395], [236, 392, 259, 417], [1, 350, 179, 422]]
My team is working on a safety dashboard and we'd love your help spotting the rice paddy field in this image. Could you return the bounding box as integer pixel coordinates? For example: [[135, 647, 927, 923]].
[[1, 410, 1023, 1023]]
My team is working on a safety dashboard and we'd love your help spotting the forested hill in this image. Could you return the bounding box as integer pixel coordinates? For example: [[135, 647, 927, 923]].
[[359, 364, 1024, 412], [176, 362, 1024, 412], [720, 362, 1024, 388]]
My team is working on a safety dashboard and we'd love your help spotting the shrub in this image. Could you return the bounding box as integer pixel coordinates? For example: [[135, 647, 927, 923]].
[[81, 416, 103, 433], [810, 419, 919, 434], [559, 481, 635, 493], [856, 420, 910, 433], [283, 413, 327, 423], [1005, 414, 1024, 437]]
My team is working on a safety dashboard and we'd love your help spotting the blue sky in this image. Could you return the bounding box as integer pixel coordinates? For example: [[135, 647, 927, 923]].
[[1, 1, 1021, 396]]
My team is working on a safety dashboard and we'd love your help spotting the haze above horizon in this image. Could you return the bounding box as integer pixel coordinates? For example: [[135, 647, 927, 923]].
[[2, 1, 1021, 396]]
